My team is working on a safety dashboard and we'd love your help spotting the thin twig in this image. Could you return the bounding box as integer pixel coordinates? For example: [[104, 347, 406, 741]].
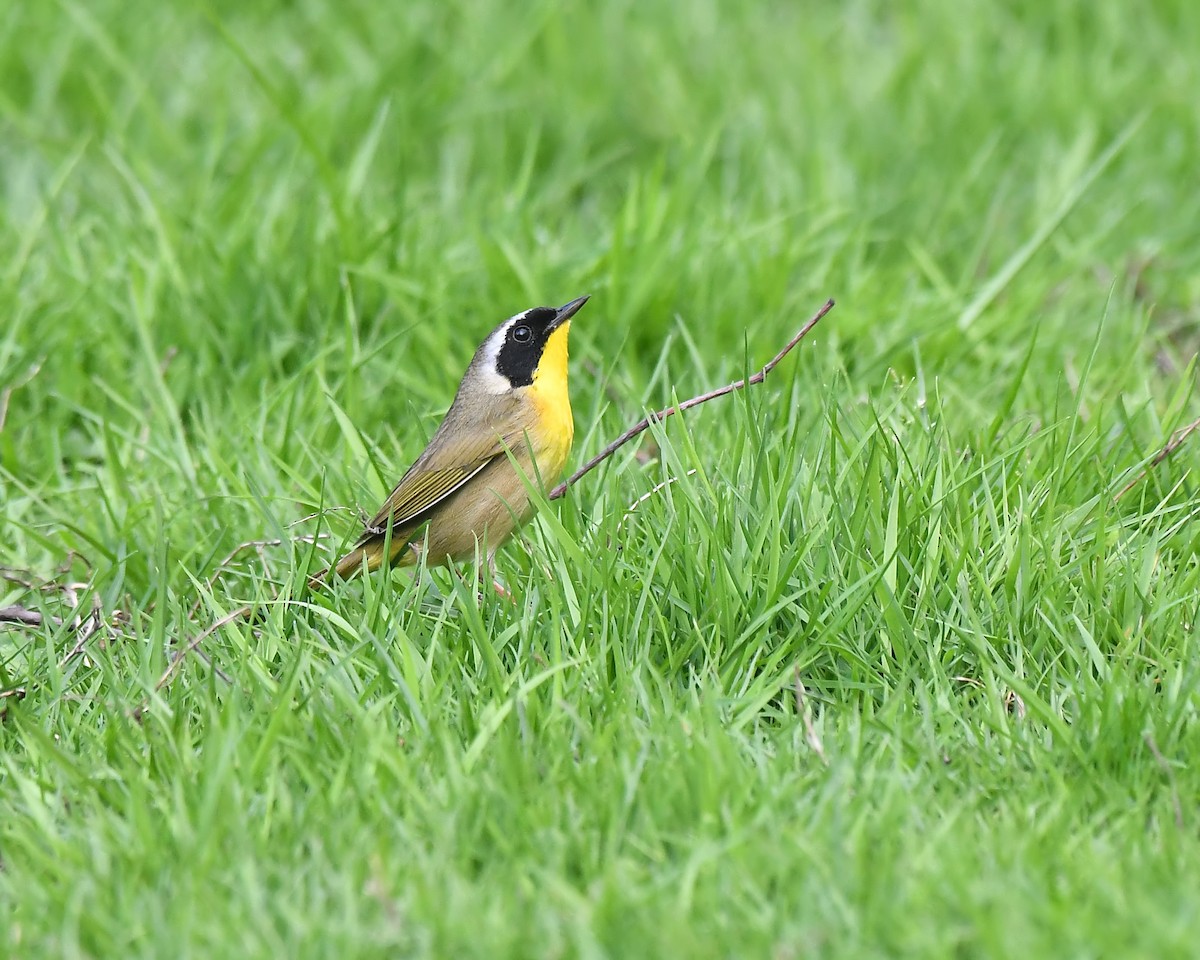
[[0, 565, 122, 671], [1144, 732, 1184, 830], [549, 298, 834, 500], [618, 470, 698, 527], [178, 534, 328, 682], [0, 557, 143, 694], [1115, 413, 1200, 501], [2, 554, 92, 593], [57, 591, 106, 668], [793, 670, 828, 766], [0, 605, 59, 628], [155, 604, 255, 692], [1, 584, 130, 674], [2, 569, 42, 591], [190, 534, 330, 616], [289, 508, 356, 528], [185, 648, 234, 685], [0, 686, 26, 722]]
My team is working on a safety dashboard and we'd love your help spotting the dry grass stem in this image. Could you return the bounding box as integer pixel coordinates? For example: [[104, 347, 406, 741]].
[[549, 298, 834, 501]]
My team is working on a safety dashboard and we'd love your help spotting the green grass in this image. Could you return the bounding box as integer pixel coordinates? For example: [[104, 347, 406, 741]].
[[3, 0, 1200, 955]]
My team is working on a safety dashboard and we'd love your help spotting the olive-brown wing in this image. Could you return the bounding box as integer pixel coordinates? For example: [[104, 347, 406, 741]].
[[356, 456, 498, 545]]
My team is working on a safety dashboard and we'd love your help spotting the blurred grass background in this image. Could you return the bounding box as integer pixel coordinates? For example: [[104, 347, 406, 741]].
[[2, 0, 1199, 956]]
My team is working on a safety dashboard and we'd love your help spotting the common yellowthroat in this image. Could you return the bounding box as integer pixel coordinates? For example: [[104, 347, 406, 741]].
[[309, 295, 589, 587]]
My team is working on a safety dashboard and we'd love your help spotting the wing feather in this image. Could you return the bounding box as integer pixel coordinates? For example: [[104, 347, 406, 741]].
[[357, 455, 497, 543], [353, 391, 531, 547]]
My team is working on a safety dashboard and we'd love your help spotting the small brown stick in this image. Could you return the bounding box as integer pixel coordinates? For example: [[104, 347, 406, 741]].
[[793, 670, 828, 766], [549, 298, 834, 500], [155, 604, 255, 691], [2, 555, 93, 594], [58, 591, 106, 668], [2, 569, 43, 591], [189, 534, 330, 616], [1, 605, 60, 628], [1115, 413, 1200, 501], [183, 647, 234, 685], [289, 508, 356, 528], [0, 568, 112, 665], [1144, 732, 1185, 830], [618, 470, 698, 527], [0, 685, 26, 721], [58, 550, 94, 580], [1, 584, 128, 671]]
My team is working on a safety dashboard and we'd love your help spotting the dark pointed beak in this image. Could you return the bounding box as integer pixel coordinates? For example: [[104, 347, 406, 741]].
[[549, 295, 589, 331]]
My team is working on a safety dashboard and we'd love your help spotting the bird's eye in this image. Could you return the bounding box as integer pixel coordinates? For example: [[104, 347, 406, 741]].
[[512, 324, 533, 343]]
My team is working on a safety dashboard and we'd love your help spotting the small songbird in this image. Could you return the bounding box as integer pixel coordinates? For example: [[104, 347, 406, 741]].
[[309, 296, 589, 589]]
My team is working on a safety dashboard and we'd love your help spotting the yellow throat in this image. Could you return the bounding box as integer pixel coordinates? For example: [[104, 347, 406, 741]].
[[527, 321, 574, 469]]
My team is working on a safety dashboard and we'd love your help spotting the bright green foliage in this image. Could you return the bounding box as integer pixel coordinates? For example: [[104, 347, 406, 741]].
[[2, 0, 1199, 956]]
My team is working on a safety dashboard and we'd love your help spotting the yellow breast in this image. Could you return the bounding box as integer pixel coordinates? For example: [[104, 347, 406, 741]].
[[526, 321, 575, 478]]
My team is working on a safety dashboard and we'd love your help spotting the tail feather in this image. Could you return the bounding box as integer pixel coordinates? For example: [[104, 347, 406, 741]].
[[307, 533, 413, 590]]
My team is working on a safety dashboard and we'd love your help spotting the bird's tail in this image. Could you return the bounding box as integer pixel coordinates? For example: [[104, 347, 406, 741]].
[[307, 533, 413, 590]]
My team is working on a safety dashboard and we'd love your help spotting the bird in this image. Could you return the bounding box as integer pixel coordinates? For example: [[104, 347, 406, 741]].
[[308, 295, 589, 590]]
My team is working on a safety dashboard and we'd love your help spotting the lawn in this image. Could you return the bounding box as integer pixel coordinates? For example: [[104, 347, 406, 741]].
[[2, 0, 1199, 956]]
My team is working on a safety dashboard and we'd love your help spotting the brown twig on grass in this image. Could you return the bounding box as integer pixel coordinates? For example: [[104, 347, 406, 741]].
[[0, 605, 60, 628], [172, 531, 333, 683], [189, 534, 331, 617], [57, 590, 107, 668], [155, 604, 255, 692], [2, 568, 46, 592], [1115, 413, 1200, 502], [617, 469, 699, 527], [2, 575, 134, 684], [0, 571, 84, 631], [0, 685, 26, 722], [3, 556, 216, 690], [549, 298, 834, 501]]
